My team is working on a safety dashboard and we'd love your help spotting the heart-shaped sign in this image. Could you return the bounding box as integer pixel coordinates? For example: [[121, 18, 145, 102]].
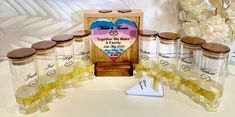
[[90, 18, 137, 62]]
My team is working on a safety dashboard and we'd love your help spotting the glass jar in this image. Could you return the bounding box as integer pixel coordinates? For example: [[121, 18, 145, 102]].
[[32, 41, 63, 102], [136, 30, 158, 78], [157, 32, 180, 89], [52, 34, 75, 89], [178, 36, 206, 99], [198, 43, 230, 111], [139, 30, 158, 68], [7, 48, 41, 114], [72, 30, 94, 81]]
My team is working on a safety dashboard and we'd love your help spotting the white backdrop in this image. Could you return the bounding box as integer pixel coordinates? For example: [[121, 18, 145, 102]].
[[0, 0, 180, 58]]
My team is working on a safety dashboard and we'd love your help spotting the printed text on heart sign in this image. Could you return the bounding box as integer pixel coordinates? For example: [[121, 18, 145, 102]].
[[97, 37, 130, 48]]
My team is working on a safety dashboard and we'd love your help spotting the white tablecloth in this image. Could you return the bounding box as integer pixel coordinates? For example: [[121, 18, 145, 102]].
[[0, 60, 235, 117]]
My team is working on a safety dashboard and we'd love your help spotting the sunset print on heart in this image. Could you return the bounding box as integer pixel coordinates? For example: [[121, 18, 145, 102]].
[[90, 18, 137, 62]]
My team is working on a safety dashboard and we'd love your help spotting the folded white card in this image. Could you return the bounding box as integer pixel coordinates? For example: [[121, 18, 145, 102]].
[[126, 75, 164, 97]]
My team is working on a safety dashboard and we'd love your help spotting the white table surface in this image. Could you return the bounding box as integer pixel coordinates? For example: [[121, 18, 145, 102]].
[[1, 60, 235, 117]]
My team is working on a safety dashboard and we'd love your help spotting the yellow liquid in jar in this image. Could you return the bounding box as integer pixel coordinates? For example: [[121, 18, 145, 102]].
[[38, 74, 63, 102], [15, 85, 41, 114]]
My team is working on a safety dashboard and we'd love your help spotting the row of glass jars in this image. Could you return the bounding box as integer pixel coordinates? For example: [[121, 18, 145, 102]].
[[7, 30, 93, 114], [138, 30, 230, 111]]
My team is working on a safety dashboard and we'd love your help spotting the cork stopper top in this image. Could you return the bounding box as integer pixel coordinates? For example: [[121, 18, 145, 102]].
[[138, 30, 158, 37], [117, 9, 132, 13], [158, 32, 180, 40], [7, 48, 36, 59], [201, 43, 230, 54], [181, 36, 206, 46], [72, 30, 91, 38], [32, 41, 57, 50], [51, 34, 73, 43]]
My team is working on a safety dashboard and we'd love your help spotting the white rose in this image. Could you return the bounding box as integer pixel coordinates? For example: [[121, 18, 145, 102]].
[[182, 20, 201, 37]]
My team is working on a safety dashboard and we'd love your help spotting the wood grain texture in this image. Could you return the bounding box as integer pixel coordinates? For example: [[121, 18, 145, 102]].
[[95, 62, 133, 76]]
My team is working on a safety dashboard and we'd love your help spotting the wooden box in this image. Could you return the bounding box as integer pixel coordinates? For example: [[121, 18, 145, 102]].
[[95, 62, 133, 76], [83, 9, 143, 64]]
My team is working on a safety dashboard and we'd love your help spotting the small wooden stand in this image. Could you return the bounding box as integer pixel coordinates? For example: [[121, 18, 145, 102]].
[[95, 62, 133, 76]]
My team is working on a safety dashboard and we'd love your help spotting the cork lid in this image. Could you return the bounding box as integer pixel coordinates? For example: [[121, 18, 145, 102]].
[[117, 9, 132, 13], [51, 34, 73, 43], [158, 32, 180, 40], [32, 41, 57, 50], [201, 43, 230, 54], [98, 10, 112, 13], [7, 48, 36, 59], [181, 36, 206, 46], [138, 30, 158, 37], [72, 30, 91, 38]]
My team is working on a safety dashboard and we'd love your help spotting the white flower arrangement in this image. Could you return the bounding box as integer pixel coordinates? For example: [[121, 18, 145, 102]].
[[182, 15, 230, 42], [179, 0, 235, 43]]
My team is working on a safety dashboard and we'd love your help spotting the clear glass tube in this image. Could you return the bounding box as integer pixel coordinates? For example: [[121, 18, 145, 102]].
[[8, 49, 41, 114], [178, 42, 204, 101], [157, 36, 180, 89], [135, 30, 158, 78], [139, 35, 158, 68], [73, 32, 94, 81], [55, 40, 75, 89], [33, 45, 63, 102], [158, 39, 179, 68], [198, 43, 229, 111]]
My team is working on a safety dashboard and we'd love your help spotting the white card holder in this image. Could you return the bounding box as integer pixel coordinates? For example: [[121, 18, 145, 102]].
[[126, 75, 164, 97]]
